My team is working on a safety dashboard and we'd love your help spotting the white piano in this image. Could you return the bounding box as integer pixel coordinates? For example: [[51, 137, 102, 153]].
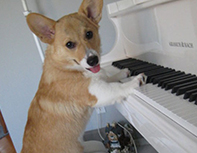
[[101, 0, 197, 152]]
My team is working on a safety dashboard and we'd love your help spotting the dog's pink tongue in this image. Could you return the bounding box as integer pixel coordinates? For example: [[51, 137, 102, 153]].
[[89, 65, 100, 73]]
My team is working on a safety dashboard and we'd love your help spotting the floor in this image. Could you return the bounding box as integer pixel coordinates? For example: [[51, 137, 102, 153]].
[[0, 110, 156, 153], [84, 125, 158, 153]]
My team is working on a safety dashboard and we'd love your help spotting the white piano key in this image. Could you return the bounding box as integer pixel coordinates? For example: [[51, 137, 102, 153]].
[[143, 87, 197, 120], [187, 116, 197, 125], [143, 90, 197, 121], [140, 85, 197, 114], [151, 89, 196, 119], [134, 84, 197, 137]]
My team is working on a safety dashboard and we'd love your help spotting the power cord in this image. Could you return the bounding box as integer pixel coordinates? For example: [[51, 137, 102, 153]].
[[97, 113, 104, 141], [96, 111, 138, 153], [117, 122, 138, 153]]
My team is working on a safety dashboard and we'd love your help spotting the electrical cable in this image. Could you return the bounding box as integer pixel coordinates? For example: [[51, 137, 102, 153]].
[[96, 112, 138, 153], [97, 113, 104, 141], [117, 122, 138, 153]]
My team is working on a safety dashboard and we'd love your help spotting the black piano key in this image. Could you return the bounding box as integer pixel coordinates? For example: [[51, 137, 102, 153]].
[[145, 68, 175, 83], [183, 88, 197, 99], [195, 98, 197, 105], [150, 71, 182, 84], [171, 80, 197, 93], [124, 61, 148, 69], [189, 92, 197, 102], [151, 71, 178, 83], [176, 84, 197, 96], [112, 58, 197, 105], [117, 60, 139, 69], [148, 69, 176, 83], [129, 64, 156, 75], [112, 58, 138, 69], [158, 73, 189, 87], [164, 75, 196, 90], [129, 63, 152, 71], [152, 71, 185, 84], [134, 65, 162, 75], [112, 58, 133, 67], [127, 62, 148, 68], [168, 76, 197, 91]]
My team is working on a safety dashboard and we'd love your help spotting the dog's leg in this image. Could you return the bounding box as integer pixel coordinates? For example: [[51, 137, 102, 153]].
[[106, 68, 130, 82], [89, 73, 146, 107], [98, 68, 130, 82]]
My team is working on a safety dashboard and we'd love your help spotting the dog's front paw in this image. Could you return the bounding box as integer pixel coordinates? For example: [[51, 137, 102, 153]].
[[122, 73, 146, 95], [109, 68, 131, 82], [135, 73, 147, 86], [129, 73, 147, 88], [119, 68, 131, 78], [120, 73, 146, 97]]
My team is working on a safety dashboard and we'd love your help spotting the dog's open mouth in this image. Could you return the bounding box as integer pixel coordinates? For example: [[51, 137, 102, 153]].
[[87, 64, 100, 73]]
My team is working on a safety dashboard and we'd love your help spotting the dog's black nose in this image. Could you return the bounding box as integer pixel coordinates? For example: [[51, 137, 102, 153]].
[[87, 56, 99, 66]]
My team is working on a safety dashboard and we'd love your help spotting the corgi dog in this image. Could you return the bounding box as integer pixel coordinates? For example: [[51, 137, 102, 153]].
[[21, 0, 146, 152]]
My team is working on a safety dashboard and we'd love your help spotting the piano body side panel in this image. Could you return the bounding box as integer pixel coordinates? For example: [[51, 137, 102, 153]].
[[120, 0, 197, 57], [104, 0, 197, 152], [104, 0, 197, 74], [120, 7, 162, 57], [101, 17, 128, 64], [102, 1, 164, 63], [155, 0, 197, 54], [116, 95, 197, 153]]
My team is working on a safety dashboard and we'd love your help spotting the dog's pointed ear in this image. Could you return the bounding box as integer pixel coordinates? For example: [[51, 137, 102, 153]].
[[78, 0, 103, 24], [26, 13, 56, 44]]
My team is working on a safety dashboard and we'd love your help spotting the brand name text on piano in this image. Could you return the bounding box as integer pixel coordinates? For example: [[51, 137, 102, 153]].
[[169, 42, 194, 48]]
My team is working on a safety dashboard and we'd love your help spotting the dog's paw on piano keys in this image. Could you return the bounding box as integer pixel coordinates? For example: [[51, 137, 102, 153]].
[[119, 73, 146, 97], [132, 73, 147, 87], [139, 73, 147, 86], [106, 68, 131, 82], [120, 73, 147, 86], [120, 73, 146, 95], [118, 68, 131, 78]]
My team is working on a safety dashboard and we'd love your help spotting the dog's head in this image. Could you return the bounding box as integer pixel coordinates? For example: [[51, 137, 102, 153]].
[[26, 0, 103, 73]]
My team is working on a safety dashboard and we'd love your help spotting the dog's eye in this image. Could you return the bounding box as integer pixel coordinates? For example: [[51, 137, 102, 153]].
[[86, 31, 93, 40], [66, 41, 75, 49]]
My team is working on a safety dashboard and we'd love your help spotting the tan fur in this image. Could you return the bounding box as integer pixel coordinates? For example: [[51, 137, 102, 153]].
[[21, 0, 103, 153]]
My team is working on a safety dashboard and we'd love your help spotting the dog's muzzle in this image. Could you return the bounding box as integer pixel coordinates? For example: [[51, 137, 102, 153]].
[[79, 49, 101, 73], [86, 55, 100, 73], [87, 55, 99, 67]]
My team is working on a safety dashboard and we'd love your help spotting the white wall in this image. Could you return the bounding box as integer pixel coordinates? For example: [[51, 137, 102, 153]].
[[0, 0, 126, 152]]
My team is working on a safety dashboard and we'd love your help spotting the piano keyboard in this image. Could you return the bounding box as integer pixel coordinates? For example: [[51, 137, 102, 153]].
[[112, 58, 197, 136], [112, 58, 197, 104]]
